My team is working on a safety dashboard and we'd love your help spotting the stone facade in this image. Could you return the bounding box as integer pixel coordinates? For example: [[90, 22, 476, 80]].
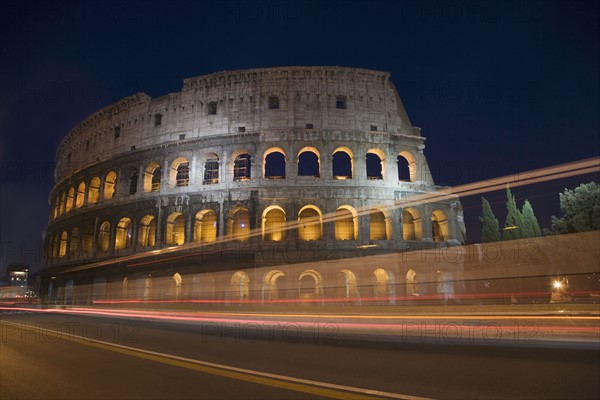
[[41, 66, 466, 305]]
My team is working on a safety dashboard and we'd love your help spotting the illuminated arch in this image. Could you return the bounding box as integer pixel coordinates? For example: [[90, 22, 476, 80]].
[[298, 205, 322, 240], [98, 221, 111, 252], [340, 269, 360, 299], [170, 157, 190, 187], [59, 231, 68, 257], [297, 147, 320, 177], [229, 208, 250, 241], [398, 151, 417, 182], [75, 182, 86, 208], [81, 221, 94, 253], [262, 206, 286, 241], [373, 268, 396, 304], [194, 209, 217, 243], [332, 147, 353, 179], [299, 269, 323, 298], [230, 271, 250, 301], [165, 212, 185, 245], [103, 171, 117, 200], [59, 192, 66, 215], [403, 208, 422, 241], [335, 205, 358, 240], [263, 270, 286, 301], [264, 147, 286, 179], [406, 269, 419, 296], [172, 273, 183, 301], [370, 208, 390, 240], [144, 162, 161, 192], [138, 215, 156, 247], [366, 148, 386, 180], [88, 177, 101, 204], [70, 227, 79, 255], [431, 209, 450, 242], [115, 217, 132, 250], [65, 187, 75, 212]]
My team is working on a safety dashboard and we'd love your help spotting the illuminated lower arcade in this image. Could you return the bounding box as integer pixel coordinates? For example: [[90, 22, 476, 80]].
[[41, 66, 466, 305]]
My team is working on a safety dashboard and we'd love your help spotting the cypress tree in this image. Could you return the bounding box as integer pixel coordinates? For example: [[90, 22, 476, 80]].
[[479, 196, 501, 242], [503, 186, 524, 240], [521, 199, 542, 238]]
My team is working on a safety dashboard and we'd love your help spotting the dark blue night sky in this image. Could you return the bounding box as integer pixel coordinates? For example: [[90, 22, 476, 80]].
[[1, 0, 598, 276]]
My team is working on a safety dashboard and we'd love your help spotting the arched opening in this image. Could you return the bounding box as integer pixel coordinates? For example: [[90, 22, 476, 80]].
[[59, 231, 68, 257], [70, 228, 79, 255], [332, 148, 353, 179], [335, 206, 357, 240], [194, 210, 217, 242], [51, 234, 59, 259], [165, 212, 185, 245], [398, 151, 417, 182], [52, 198, 59, 219], [263, 206, 286, 241], [115, 217, 132, 250], [264, 148, 286, 179], [298, 148, 320, 177], [138, 215, 156, 247], [229, 208, 250, 241], [233, 153, 251, 180], [403, 208, 422, 241], [298, 206, 322, 240], [144, 162, 161, 192], [339, 269, 360, 300], [366, 149, 385, 180], [66, 187, 75, 212], [172, 273, 183, 301], [230, 271, 250, 301], [82, 221, 94, 253], [431, 210, 450, 242], [75, 182, 85, 208], [369, 209, 389, 240], [88, 177, 100, 204], [59, 192, 66, 215], [98, 221, 111, 252], [203, 154, 219, 184], [103, 171, 117, 200], [373, 268, 396, 304], [263, 270, 286, 301], [170, 157, 190, 187], [299, 269, 322, 300], [406, 269, 419, 296], [129, 169, 138, 195]]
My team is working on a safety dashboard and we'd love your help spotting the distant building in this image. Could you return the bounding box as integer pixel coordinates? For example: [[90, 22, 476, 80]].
[[41, 66, 466, 305]]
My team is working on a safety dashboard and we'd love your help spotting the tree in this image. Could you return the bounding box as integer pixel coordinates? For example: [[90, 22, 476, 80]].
[[479, 196, 501, 242], [503, 186, 524, 240], [521, 199, 542, 238], [551, 182, 600, 233]]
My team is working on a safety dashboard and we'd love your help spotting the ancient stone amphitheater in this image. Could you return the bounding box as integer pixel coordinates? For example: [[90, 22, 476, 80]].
[[42, 66, 466, 305]]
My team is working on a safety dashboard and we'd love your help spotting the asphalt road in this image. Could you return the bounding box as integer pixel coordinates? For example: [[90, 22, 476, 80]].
[[1, 311, 599, 400]]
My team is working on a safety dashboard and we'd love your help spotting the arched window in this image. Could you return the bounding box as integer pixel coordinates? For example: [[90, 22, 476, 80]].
[[299, 269, 323, 298], [98, 221, 111, 252], [59, 192, 66, 215], [298, 206, 322, 240], [370, 209, 389, 240], [398, 151, 417, 182], [82, 221, 94, 253], [75, 182, 86, 208], [138, 215, 156, 247], [65, 187, 75, 212], [203, 155, 219, 184], [234, 154, 251, 180], [129, 169, 138, 195], [70, 228, 80, 255], [403, 208, 422, 241], [263, 206, 286, 241], [115, 217, 132, 250], [335, 206, 357, 240], [165, 212, 185, 245], [194, 210, 217, 242], [431, 210, 449, 242], [366, 150, 384, 180], [333, 149, 352, 179], [51, 234, 59, 259], [170, 157, 189, 187], [264, 149, 285, 179], [59, 231, 68, 257], [88, 177, 101, 204], [103, 171, 117, 200], [144, 162, 161, 192], [229, 208, 250, 241], [298, 148, 319, 177], [230, 271, 250, 301]]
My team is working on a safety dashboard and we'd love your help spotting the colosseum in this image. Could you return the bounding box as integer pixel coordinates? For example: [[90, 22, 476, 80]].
[[41, 66, 467, 306]]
